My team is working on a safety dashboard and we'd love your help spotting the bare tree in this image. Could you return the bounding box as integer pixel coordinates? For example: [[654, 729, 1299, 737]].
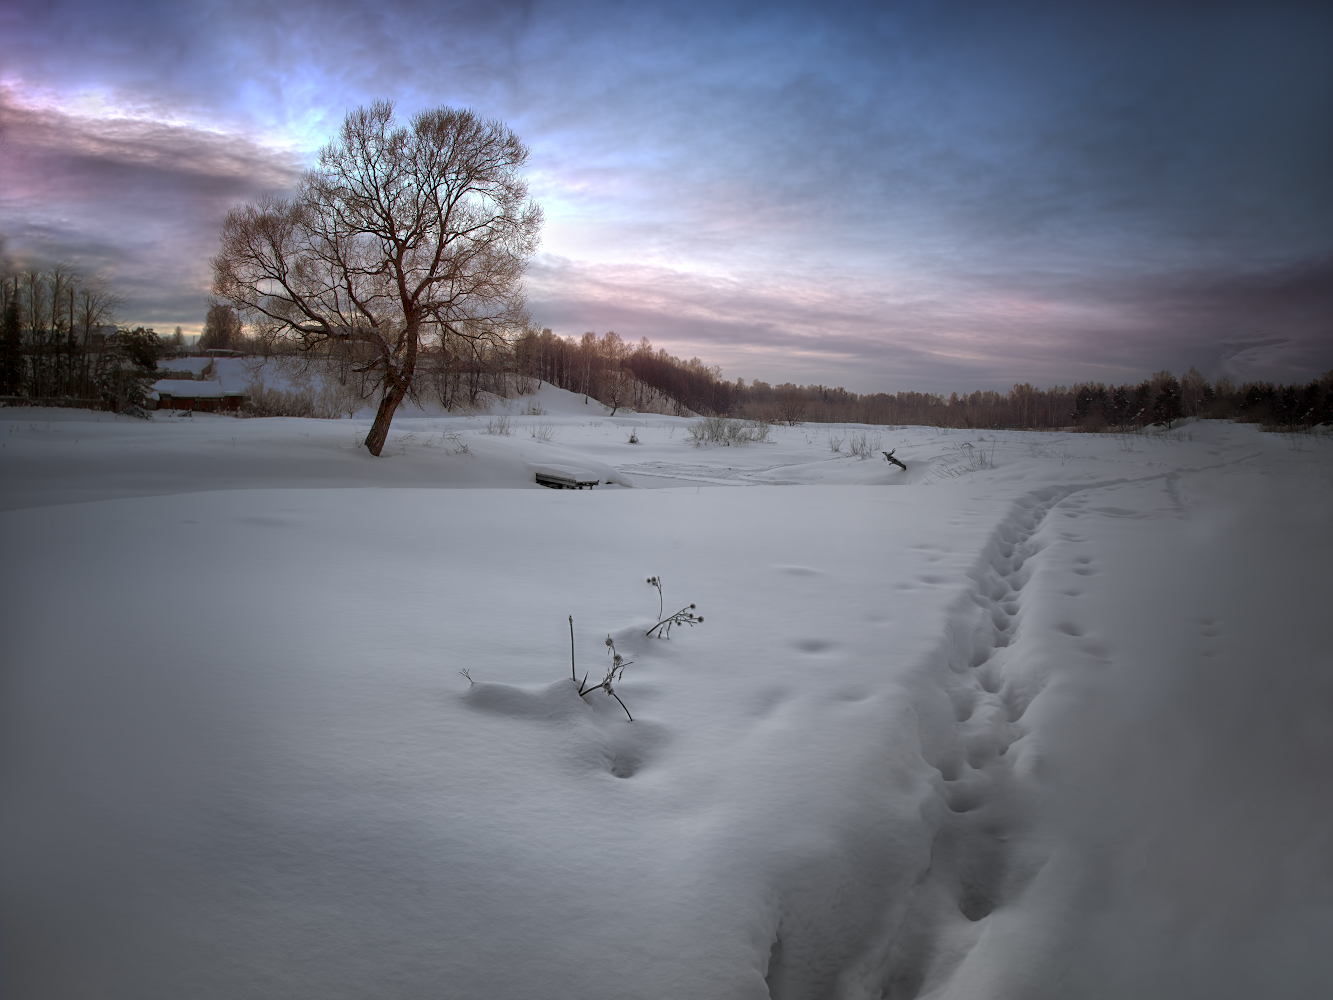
[[213, 101, 542, 455], [774, 385, 807, 425], [74, 279, 121, 390], [603, 369, 633, 415], [1180, 366, 1209, 418]]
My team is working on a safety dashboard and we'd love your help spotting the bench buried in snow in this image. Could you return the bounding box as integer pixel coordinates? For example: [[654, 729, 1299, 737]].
[[532, 465, 601, 490]]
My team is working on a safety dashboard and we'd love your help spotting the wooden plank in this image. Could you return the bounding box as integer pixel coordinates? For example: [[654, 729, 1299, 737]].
[[534, 470, 600, 490]]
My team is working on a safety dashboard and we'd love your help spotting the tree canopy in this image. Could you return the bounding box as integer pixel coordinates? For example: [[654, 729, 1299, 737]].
[[212, 101, 542, 455]]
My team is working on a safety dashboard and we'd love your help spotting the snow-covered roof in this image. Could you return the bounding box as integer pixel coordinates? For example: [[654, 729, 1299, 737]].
[[151, 380, 240, 398]]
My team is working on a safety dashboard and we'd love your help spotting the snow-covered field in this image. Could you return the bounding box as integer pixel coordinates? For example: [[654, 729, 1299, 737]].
[[3, 385, 1331, 999]]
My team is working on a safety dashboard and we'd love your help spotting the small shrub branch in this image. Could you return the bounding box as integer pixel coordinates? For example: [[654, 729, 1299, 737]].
[[644, 576, 703, 638], [556, 576, 705, 723], [576, 634, 635, 721]]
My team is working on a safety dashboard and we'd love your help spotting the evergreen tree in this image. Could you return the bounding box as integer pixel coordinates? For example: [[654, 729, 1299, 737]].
[[1, 294, 22, 396], [1151, 371, 1182, 428], [95, 327, 159, 412]]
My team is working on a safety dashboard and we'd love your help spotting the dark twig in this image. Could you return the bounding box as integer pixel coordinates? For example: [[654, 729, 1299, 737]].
[[882, 449, 907, 471], [646, 604, 704, 639], [565, 577, 704, 723], [608, 690, 634, 721], [578, 635, 635, 720], [645, 575, 705, 638]]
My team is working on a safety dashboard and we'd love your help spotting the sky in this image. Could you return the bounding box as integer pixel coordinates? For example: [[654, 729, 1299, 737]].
[[2, 0, 1330, 393]]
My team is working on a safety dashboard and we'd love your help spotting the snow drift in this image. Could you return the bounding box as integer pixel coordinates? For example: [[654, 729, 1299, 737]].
[[2, 392, 1330, 999]]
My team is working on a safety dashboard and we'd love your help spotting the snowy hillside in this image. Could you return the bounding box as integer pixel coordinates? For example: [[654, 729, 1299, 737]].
[[3, 389, 1331, 999]]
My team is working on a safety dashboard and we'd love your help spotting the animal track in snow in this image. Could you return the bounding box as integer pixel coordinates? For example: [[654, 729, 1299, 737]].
[[793, 638, 836, 654], [875, 482, 1115, 991], [1194, 614, 1222, 657]]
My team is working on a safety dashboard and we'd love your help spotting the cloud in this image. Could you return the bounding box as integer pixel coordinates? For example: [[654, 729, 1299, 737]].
[[1130, 258, 1333, 383], [0, 84, 303, 329], [527, 250, 1333, 393], [3, 1, 1330, 381]]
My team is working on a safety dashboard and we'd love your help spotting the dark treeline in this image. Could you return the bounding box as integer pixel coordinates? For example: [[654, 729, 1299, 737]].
[[1, 267, 192, 411], [728, 368, 1333, 430], [1067, 369, 1333, 432], [0, 268, 198, 413], [506, 329, 1333, 432], [239, 323, 687, 415], [6, 287, 1332, 431], [229, 321, 747, 416], [237, 321, 702, 416], [512, 328, 722, 415], [2, 266, 119, 402]]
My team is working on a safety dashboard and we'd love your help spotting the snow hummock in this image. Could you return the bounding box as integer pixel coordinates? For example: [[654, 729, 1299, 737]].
[[3, 389, 1331, 999]]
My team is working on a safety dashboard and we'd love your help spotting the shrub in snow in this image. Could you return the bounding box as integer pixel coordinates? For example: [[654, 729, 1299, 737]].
[[645, 575, 704, 638], [847, 430, 881, 459], [687, 416, 770, 447], [425, 431, 469, 454], [628, 429, 640, 444], [926, 440, 999, 482], [485, 415, 512, 435], [577, 635, 635, 720], [567, 615, 636, 720], [556, 578, 705, 722], [246, 384, 317, 418], [242, 360, 374, 419]]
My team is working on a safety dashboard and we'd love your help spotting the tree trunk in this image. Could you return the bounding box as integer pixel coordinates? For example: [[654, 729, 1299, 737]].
[[365, 383, 408, 456]]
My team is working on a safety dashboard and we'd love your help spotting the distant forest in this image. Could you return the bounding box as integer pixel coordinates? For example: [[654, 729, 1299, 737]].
[[511, 328, 1333, 432], [3, 269, 1330, 431]]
